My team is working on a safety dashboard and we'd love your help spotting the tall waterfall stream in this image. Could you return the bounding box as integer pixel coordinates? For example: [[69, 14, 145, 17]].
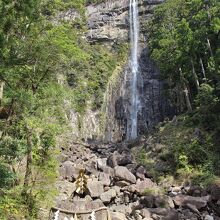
[[128, 0, 140, 140]]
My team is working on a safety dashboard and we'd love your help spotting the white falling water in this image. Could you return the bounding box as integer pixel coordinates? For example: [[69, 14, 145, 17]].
[[128, 0, 140, 140]]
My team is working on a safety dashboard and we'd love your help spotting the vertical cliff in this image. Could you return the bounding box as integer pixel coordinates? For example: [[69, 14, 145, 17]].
[[69, 0, 172, 142], [92, 0, 171, 142]]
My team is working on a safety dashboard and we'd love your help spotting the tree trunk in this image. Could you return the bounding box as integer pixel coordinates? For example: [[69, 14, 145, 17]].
[[207, 38, 213, 57], [23, 131, 33, 193], [191, 59, 200, 91], [0, 81, 5, 106], [183, 85, 192, 112], [179, 68, 192, 112], [199, 58, 207, 81]]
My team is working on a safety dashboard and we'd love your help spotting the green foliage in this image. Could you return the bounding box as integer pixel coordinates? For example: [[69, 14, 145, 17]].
[[135, 113, 219, 186], [86, 0, 106, 4], [144, 0, 220, 185], [0, 165, 15, 188], [148, 0, 220, 112], [157, 116, 218, 185], [0, 0, 85, 218], [0, 0, 129, 218], [193, 83, 219, 128], [0, 190, 28, 220], [69, 42, 128, 113]]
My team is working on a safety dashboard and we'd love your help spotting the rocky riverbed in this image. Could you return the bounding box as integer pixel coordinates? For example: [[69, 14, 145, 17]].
[[50, 140, 220, 220]]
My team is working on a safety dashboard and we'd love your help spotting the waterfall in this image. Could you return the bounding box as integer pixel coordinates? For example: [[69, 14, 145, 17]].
[[128, 0, 140, 140]]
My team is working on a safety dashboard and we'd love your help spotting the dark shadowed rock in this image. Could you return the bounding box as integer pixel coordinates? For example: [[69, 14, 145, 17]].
[[154, 195, 174, 208], [140, 195, 155, 208], [136, 166, 147, 180], [107, 151, 119, 168], [207, 181, 220, 201]]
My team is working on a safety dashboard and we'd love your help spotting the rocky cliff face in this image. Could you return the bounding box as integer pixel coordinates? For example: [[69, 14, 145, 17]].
[[69, 0, 173, 142], [86, 0, 172, 141], [86, 0, 163, 44]]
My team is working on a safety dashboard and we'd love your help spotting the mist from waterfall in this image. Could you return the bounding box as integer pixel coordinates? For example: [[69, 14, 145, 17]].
[[128, 0, 140, 140]]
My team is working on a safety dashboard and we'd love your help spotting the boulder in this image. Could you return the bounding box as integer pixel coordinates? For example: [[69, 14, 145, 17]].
[[55, 180, 76, 198], [163, 210, 179, 220], [148, 208, 170, 216], [208, 181, 220, 201], [154, 195, 174, 208], [110, 204, 132, 215], [85, 160, 98, 175], [115, 180, 131, 187], [148, 208, 179, 219], [123, 178, 156, 194], [110, 211, 126, 220], [59, 161, 81, 181], [140, 208, 151, 218], [98, 172, 111, 186], [107, 151, 134, 168], [117, 151, 133, 166], [136, 166, 147, 180], [107, 151, 118, 168], [114, 166, 136, 184], [140, 195, 155, 208], [173, 194, 210, 209], [187, 185, 207, 197], [111, 185, 121, 195], [97, 158, 107, 170], [102, 165, 114, 176], [100, 189, 116, 203], [204, 215, 214, 220], [87, 180, 104, 198]]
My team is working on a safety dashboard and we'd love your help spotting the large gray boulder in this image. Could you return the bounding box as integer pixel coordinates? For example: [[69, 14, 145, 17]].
[[173, 194, 210, 210], [87, 179, 104, 198], [59, 161, 81, 181], [110, 211, 126, 220], [148, 208, 179, 220], [114, 166, 136, 184], [100, 189, 117, 203], [108, 150, 134, 168], [123, 178, 156, 194], [55, 180, 76, 203], [98, 172, 111, 186]]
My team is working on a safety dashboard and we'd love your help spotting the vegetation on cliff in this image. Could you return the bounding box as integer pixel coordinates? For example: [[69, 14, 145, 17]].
[[0, 0, 127, 218], [143, 0, 220, 185]]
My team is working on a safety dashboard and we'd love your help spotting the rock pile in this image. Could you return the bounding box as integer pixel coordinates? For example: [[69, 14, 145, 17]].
[[52, 141, 220, 220]]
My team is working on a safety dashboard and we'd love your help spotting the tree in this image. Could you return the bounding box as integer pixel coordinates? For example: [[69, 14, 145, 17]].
[[148, 0, 220, 113]]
